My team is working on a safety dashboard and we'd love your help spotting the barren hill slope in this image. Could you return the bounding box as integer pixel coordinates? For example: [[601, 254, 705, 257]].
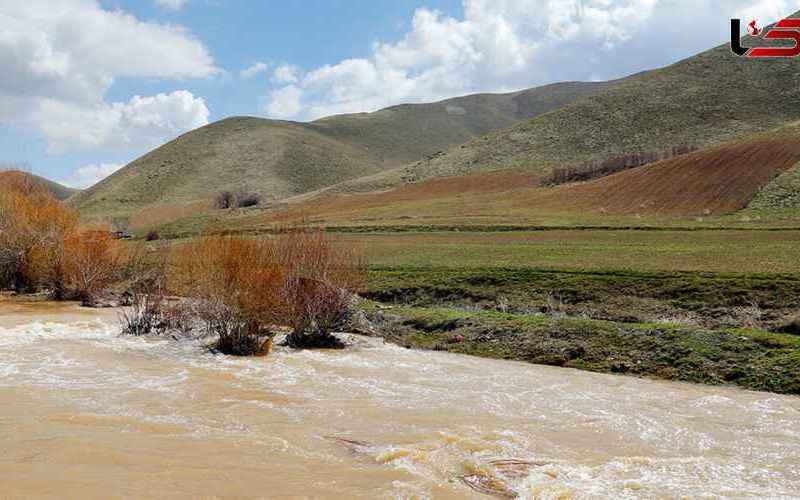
[[69, 82, 609, 219]]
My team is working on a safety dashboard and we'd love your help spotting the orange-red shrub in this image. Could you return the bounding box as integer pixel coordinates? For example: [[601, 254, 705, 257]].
[[171, 236, 285, 355], [170, 230, 364, 353], [0, 175, 77, 292], [62, 229, 122, 303], [275, 229, 364, 348]]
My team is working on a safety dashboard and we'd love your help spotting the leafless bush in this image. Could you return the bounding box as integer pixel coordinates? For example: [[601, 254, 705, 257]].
[[170, 230, 364, 354], [0, 173, 78, 293], [733, 301, 764, 329], [542, 292, 568, 319], [213, 190, 234, 209], [276, 229, 364, 349], [145, 229, 160, 241], [235, 191, 261, 208], [62, 229, 122, 305], [118, 245, 168, 335], [171, 237, 283, 355], [542, 145, 699, 186], [119, 291, 165, 336]]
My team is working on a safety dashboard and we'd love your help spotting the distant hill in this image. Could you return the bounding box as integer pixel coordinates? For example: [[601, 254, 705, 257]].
[[182, 125, 800, 234], [329, 26, 800, 194], [69, 81, 610, 219], [0, 170, 77, 201]]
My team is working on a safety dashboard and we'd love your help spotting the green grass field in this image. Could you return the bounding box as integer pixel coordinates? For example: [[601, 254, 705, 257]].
[[341, 229, 800, 274]]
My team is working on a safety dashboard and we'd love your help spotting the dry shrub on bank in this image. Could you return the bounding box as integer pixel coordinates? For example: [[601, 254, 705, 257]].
[[172, 237, 284, 355], [118, 244, 169, 336], [0, 175, 77, 293], [276, 230, 364, 348], [62, 229, 122, 304], [170, 230, 364, 354], [0, 175, 130, 303]]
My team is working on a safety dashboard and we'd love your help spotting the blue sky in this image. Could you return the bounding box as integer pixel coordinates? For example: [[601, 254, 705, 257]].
[[1, 0, 795, 188]]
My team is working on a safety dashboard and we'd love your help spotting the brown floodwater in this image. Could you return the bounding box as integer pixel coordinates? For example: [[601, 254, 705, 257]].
[[1, 299, 799, 498]]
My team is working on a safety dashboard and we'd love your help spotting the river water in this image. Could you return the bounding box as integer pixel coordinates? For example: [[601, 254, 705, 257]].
[[1, 300, 799, 499]]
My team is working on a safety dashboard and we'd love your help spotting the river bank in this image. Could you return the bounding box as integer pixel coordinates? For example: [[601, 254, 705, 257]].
[[360, 267, 800, 395]]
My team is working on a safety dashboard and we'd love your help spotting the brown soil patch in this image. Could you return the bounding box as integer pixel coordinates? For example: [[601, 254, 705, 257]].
[[268, 169, 540, 222], [537, 136, 800, 216]]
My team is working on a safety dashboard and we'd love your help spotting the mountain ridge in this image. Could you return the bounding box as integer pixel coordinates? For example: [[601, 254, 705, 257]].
[[69, 81, 612, 219]]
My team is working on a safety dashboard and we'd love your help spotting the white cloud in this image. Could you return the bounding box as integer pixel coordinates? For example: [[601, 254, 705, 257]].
[[263, 0, 798, 120], [0, 0, 216, 152], [271, 64, 300, 84], [240, 62, 269, 79], [154, 0, 189, 11], [62, 163, 123, 189], [36, 91, 210, 153], [265, 85, 303, 119]]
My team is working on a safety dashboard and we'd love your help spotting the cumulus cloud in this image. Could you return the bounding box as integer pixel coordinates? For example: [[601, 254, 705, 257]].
[[271, 64, 300, 84], [240, 62, 269, 79], [61, 162, 123, 189], [263, 0, 798, 120], [36, 91, 210, 153], [0, 0, 216, 151], [154, 0, 190, 10]]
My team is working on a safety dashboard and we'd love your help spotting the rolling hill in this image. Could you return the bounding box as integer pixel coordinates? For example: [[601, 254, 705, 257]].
[[68, 81, 611, 219], [155, 125, 799, 235], [0, 170, 77, 201], [327, 26, 800, 194]]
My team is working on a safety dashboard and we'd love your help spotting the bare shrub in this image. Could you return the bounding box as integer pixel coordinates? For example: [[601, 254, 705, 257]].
[[170, 230, 364, 353], [0, 175, 78, 293], [145, 229, 160, 241], [542, 145, 699, 186], [118, 243, 167, 300], [171, 236, 284, 355], [213, 190, 234, 209], [235, 191, 261, 208], [161, 302, 195, 337], [542, 292, 568, 319], [62, 229, 122, 305], [120, 292, 165, 336], [276, 229, 364, 349], [733, 301, 764, 329], [118, 245, 170, 336]]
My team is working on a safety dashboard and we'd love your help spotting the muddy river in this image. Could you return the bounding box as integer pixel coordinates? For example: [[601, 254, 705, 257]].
[[1, 300, 799, 498]]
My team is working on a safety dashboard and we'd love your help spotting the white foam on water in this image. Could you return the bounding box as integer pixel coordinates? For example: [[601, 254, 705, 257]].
[[1, 316, 799, 498]]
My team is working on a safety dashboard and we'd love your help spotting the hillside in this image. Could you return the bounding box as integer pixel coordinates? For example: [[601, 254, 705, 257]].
[[69, 82, 609, 219], [0, 170, 77, 201], [147, 124, 800, 236], [329, 27, 800, 194]]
